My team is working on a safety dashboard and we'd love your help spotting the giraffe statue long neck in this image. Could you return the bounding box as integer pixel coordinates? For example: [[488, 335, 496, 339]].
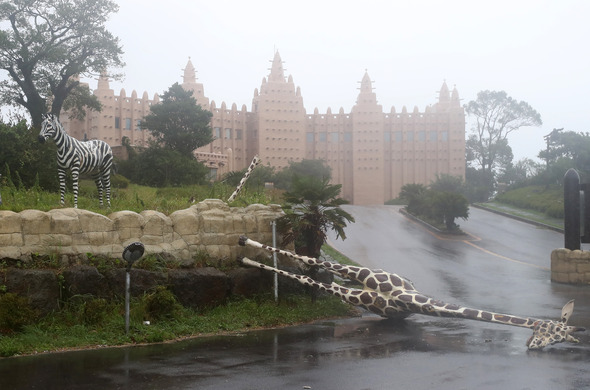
[[228, 155, 260, 203], [238, 236, 585, 349]]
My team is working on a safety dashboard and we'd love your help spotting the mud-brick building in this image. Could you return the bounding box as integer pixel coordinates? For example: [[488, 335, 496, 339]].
[[62, 52, 465, 205]]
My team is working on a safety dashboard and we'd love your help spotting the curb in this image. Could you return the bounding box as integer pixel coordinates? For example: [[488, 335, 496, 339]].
[[471, 203, 564, 233]]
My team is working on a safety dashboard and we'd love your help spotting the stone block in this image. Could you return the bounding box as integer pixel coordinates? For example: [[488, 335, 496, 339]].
[[4, 268, 59, 315], [141, 210, 173, 236], [577, 261, 590, 274], [48, 209, 83, 235], [228, 267, 273, 297], [170, 209, 202, 235], [168, 268, 229, 309], [21, 209, 51, 234], [62, 265, 108, 298], [78, 209, 114, 232], [109, 210, 144, 228], [0, 210, 21, 234], [0, 232, 22, 246]]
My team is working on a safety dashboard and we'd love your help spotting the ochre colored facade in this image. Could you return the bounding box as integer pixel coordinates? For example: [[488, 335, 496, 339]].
[[62, 52, 465, 205]]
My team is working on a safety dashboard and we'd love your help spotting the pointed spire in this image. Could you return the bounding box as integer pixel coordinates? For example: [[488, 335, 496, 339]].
[[439, 80, 450, 102], [354, 69, 378, 108], [183, 57, 197, 84], [268, 50, 285, 82], [97, 72, 110, 90], [360, 70, 373, 93], [451, 85, 460, 107]]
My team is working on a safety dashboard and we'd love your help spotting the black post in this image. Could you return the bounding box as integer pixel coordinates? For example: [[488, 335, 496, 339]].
[[564, 168, 581, 250]]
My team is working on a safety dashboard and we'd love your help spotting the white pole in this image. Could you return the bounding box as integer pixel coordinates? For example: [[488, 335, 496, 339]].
[[272, 221, 278, 302]]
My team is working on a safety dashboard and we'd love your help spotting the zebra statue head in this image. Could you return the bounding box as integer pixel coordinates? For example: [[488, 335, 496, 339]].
[[38, 113, 60, 143]]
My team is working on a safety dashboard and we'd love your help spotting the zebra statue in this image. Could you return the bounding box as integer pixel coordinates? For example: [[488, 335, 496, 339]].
[[38, 114, 114, 208]]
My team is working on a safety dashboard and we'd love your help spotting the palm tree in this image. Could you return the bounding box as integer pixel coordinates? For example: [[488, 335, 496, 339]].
[[277, 175, 354, 300]]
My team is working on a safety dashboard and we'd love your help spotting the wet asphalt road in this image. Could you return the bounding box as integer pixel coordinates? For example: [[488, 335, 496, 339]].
[[1, 205, 589, 390]]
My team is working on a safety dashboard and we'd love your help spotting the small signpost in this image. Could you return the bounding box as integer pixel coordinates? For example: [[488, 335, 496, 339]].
[[122, 242, 145, 334]]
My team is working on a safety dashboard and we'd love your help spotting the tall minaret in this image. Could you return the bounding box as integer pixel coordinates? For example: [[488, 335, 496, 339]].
[[181, 57, 210, 109], [252, 51, 306, 169], [350, 71, 384, 205]]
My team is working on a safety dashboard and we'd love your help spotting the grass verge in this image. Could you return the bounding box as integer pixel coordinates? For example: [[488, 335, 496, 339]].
[[0, 294, 354, 358]]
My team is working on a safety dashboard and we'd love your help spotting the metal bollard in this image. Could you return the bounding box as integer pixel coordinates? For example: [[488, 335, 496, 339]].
[[564, 168, 581, 250]]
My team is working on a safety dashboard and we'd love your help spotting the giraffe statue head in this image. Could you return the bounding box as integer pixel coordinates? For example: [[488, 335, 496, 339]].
[[526, 300, 585, 349]]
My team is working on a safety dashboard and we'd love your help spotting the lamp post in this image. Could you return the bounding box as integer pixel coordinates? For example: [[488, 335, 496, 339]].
[[122, 242, 144, 334]]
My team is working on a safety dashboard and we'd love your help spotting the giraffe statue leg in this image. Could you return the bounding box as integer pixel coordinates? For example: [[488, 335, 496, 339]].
[[238, 236, 585, 349]]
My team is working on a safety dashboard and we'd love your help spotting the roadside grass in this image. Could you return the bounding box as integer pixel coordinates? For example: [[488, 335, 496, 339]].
[[0, 179, 280, 215], [493, 184, 563, 219], [0, 294, 353, 358]]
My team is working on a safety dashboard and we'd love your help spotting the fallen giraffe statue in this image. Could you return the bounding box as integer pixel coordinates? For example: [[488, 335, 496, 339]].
[[238, 236, 585, 350]]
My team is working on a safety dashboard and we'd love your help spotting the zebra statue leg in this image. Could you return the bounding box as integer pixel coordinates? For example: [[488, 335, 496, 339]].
[[71, 165, 81, 208], [93, 173, 104, 207], [57, 168, 67, 206]]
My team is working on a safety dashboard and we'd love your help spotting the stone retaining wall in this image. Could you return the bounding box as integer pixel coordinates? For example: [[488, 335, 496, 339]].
[[551, 248, 590, 284], [0, 199, 284, 264]]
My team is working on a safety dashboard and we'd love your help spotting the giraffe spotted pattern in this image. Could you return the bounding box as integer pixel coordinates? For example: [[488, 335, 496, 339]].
[[238, 236, 585, 350]]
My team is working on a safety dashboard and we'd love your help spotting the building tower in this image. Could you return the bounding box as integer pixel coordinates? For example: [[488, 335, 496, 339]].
[[251, 51, 306, 169], [350, 71, 385, 205]]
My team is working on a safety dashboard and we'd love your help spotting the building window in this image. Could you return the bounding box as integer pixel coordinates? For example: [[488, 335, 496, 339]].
[[430, 131, 437, 141], [136, 119, 141, 131], [319, 133, 327, 142], [114, 117, 120, 129], [384, 132, 391, 142], [394, 131, 402, 142], [306, 133, 314, 143], [441, 131, 448, 141], [417, 131, 425, 141], [209, 168, 218, 181], [330, 132, 339, 142], [225, 128, 231, 139], [214, 127, 221, 139], [406, 131, 414, 141], [236, 129, 242, 140], [344, 132, 352, 142], [125, 118, 132, 130]]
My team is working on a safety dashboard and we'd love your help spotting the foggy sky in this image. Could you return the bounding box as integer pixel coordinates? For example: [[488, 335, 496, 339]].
[[100, 0, 589, 162]]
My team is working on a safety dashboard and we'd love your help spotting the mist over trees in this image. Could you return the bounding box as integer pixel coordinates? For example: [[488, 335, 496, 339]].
[[0, 0, 123, 128], [465, 90, 542, 200]]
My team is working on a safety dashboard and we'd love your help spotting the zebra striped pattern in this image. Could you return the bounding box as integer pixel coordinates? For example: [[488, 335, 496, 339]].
[[39, 114, 114, 208], [227, 155, 260, 202]]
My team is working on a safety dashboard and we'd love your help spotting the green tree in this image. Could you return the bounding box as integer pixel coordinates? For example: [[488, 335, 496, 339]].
[[278, 175, 354, 302], [221, 164, 275, 190], [0, 0, 124, 128], [497, 158, 541, 186], [273, 159, 332, 190], [539, 130, 590, 173], [0, 120, 58, 190], [278, 175, 354, 259], [124, 145, 209, 187], [465, 90, 542, 176], [400, 175, 469, 231], [429, 191, 469, 230], [140, 83, 213, 158], [398, 183, 428, 215]]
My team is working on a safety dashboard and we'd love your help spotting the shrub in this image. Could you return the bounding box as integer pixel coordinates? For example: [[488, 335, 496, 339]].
[[83, 298, 110, 326], [0, 293, 37, 333], [143, 286, 179, 320], [111, 174, 130, 189]]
